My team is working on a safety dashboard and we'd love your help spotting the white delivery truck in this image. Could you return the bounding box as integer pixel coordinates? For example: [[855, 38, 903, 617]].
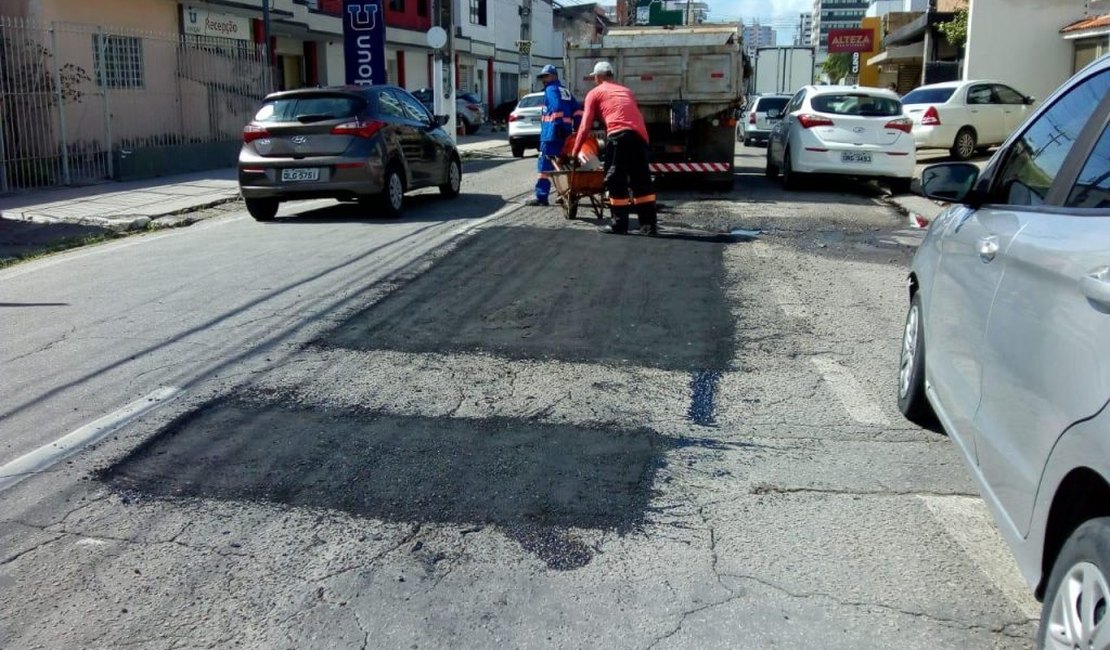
[[565, 25, 746, 188], [752, 46, 815, 96]]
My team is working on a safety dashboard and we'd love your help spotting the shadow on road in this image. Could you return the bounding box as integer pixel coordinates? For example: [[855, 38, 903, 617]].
[[265, 192, 507, 224]]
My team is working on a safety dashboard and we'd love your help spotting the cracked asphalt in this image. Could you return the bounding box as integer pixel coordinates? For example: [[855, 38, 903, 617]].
[[0, 146, 1038, 648]]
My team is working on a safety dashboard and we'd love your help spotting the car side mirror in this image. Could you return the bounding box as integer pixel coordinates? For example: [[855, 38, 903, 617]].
[[918, 162, 982, 203], [435, 114, 449, 126], [767, 109, 782, 119]]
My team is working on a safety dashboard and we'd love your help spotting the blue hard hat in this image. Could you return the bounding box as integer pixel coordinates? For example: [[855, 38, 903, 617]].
[[538, 64, 558, 77]]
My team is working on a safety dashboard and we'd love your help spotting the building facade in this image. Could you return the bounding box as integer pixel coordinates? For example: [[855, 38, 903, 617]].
[[796, 12, 813, 45], [742, 22, 776, 58], [812, 0, 870, 51]]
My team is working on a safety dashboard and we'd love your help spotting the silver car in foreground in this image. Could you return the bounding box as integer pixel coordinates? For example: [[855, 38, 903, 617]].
[[899, 54, 1110, 648]]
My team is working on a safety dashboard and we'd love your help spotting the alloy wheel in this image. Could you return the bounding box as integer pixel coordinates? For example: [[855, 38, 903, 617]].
[[449, 161, 461, 193], [389, 172, 404, 211], [899, 303, 919, 399], [957, 132, 976, 159], [1045, 561, 1109, 650]]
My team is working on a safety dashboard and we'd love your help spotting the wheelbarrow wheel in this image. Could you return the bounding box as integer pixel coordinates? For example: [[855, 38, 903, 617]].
[[564, 197, 578, 220]]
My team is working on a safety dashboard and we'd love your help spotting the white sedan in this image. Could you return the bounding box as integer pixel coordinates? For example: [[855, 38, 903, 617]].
[[901, 80, 1035, 160], [766, 85, 916, 194], [507, 92, 545, 158]]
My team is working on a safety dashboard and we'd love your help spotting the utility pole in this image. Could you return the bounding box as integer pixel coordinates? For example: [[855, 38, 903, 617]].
[[262, 0, 272, 87], [518, 0, 533, 97]]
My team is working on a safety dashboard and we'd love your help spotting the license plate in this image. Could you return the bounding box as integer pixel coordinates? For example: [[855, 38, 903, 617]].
[[841, 151, 872, 164], [281, 168, 319, 182]]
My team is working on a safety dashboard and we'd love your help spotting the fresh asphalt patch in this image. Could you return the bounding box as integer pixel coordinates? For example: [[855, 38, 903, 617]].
[[320, 225, 735, 372], [97, 397, 709, 570]]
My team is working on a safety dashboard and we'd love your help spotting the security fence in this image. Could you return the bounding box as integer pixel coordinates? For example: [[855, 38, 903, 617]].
[[0, 17, 272, 194]]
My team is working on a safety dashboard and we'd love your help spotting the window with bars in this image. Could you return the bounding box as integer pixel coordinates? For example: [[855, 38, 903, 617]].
[[469, 0, 487, 25], [92, 35, 144, 89]]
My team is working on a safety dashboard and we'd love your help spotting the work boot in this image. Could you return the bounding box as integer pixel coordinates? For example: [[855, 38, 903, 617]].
[[599, 224, 627, 235], [607, 205, 631, 234], [524, 197, 550, 206], [637, 202, 659, 235]]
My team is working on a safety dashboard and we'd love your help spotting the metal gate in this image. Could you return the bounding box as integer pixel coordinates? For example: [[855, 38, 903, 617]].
[[0, 16, 270, 194]]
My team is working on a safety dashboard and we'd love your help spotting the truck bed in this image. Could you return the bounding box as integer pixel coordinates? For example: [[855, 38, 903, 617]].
[[566, 27, 744, 122]]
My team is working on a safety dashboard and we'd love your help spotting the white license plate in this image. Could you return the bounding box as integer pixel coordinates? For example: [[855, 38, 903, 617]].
[[281, 168, 320, 182], [841, 151, 872, 164]]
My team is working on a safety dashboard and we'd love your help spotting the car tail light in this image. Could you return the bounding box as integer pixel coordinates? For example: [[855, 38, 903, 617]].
[[331, 120, 386, 139], [798, 114, 834, 129], [749, 112, 756, 124], [508, 114, 518, 122], [921, 106, 941, 126], [466, 103, 480, 111], [242, 124, 270, 143], [884, 117, 913, 133]]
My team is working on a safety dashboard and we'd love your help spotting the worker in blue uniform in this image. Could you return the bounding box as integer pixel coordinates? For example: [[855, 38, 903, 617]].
[[526, 64, 581, 206]]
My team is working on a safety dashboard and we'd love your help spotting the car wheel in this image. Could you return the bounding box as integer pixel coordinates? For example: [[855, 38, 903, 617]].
[[459, 117, 472, 135], [511, 144, 524, 158], [888, 178, 913, 195], [950, 127, 978, 161], [744, 136, 752, 147], [1037, 517, 1110, 650], [782, 149, 805, 190], [245, 198, 278, 222], [466, 121, 480, 135], [898, 292, 934, 424], [439, 157, 461, 198], [376, 165, 405, 217], [765, 148, 779, 179]]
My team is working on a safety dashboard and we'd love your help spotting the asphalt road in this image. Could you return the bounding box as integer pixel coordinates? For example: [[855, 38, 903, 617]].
[[0, 146, 1038, 649]]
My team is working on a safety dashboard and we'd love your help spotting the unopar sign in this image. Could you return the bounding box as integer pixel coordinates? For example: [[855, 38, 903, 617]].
[[827, 28, 874, 53]]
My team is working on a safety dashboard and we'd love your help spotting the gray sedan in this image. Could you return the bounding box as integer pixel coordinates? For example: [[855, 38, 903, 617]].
[[899, 54, 1110, 649]]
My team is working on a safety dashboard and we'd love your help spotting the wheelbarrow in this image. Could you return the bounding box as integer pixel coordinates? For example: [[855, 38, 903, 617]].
[[546, 134, 607, 220]]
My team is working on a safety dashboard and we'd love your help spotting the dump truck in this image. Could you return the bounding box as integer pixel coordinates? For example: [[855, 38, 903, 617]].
[[752, 46, 815, 96], [565, 25, 746, 188]]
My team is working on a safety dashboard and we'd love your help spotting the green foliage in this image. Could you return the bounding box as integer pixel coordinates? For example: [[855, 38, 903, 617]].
[[822, 53, 852, 83], [939, 7, 969, 49]]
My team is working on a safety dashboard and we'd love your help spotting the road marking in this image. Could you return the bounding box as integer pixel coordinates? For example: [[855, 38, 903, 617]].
[[919, 495, 1040, 619], [0, 387, 182, 493], [769, 279, 808, 319], [811, 357, 890, 426]]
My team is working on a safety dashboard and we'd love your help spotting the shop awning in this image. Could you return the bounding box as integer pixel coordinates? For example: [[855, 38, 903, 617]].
[[868, 43, 925, 66]]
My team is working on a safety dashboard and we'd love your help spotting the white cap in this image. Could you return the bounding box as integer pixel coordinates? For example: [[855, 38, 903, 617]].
[[590, 61, 614, 77]]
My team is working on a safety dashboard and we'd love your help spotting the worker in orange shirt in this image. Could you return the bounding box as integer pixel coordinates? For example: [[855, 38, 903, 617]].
[[570, 61, 657, 236]]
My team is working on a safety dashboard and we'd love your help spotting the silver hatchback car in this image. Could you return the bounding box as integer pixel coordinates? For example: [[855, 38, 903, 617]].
[[899, 55, 1110, 648]]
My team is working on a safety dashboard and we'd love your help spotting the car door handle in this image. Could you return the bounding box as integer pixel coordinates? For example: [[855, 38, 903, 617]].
[[978, 235, 999, 262], [1080, 266, 1110, 307]]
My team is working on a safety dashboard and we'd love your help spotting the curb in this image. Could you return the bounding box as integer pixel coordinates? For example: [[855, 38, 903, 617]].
[[3, 195, 241, 232]]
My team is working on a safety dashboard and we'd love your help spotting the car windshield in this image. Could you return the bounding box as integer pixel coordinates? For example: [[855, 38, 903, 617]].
[[516, 95, 544, 109], [254, 95, 362, 123], [756, 97, 789, 112], [901, 87, 956, 105], [810, 93, 902, 117]]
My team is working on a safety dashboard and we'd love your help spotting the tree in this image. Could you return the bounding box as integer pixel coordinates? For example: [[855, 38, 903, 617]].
[[939, 6, 969, 50], [822, 53, 851, 83]]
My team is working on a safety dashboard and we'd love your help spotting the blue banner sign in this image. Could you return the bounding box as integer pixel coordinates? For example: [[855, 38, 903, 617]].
[[343, 0, 387, 86]]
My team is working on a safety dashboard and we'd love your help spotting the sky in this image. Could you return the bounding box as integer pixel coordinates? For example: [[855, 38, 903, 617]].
[[711, 0, 814, 44]]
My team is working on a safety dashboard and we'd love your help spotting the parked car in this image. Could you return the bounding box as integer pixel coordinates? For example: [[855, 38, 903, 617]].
[[901, 80, 1035, 161], [899, 55, 1110, 649], [238, 86, 462, 221], [766, 85, 915, 193], [738, 93, 791, 147], [508, 92, 545, 158], [410, 88, 485, 134]]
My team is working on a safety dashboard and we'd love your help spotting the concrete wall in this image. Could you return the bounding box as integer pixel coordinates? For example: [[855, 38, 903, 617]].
[[965, 0, 1083, 103], [22, 0, 179, 31]]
